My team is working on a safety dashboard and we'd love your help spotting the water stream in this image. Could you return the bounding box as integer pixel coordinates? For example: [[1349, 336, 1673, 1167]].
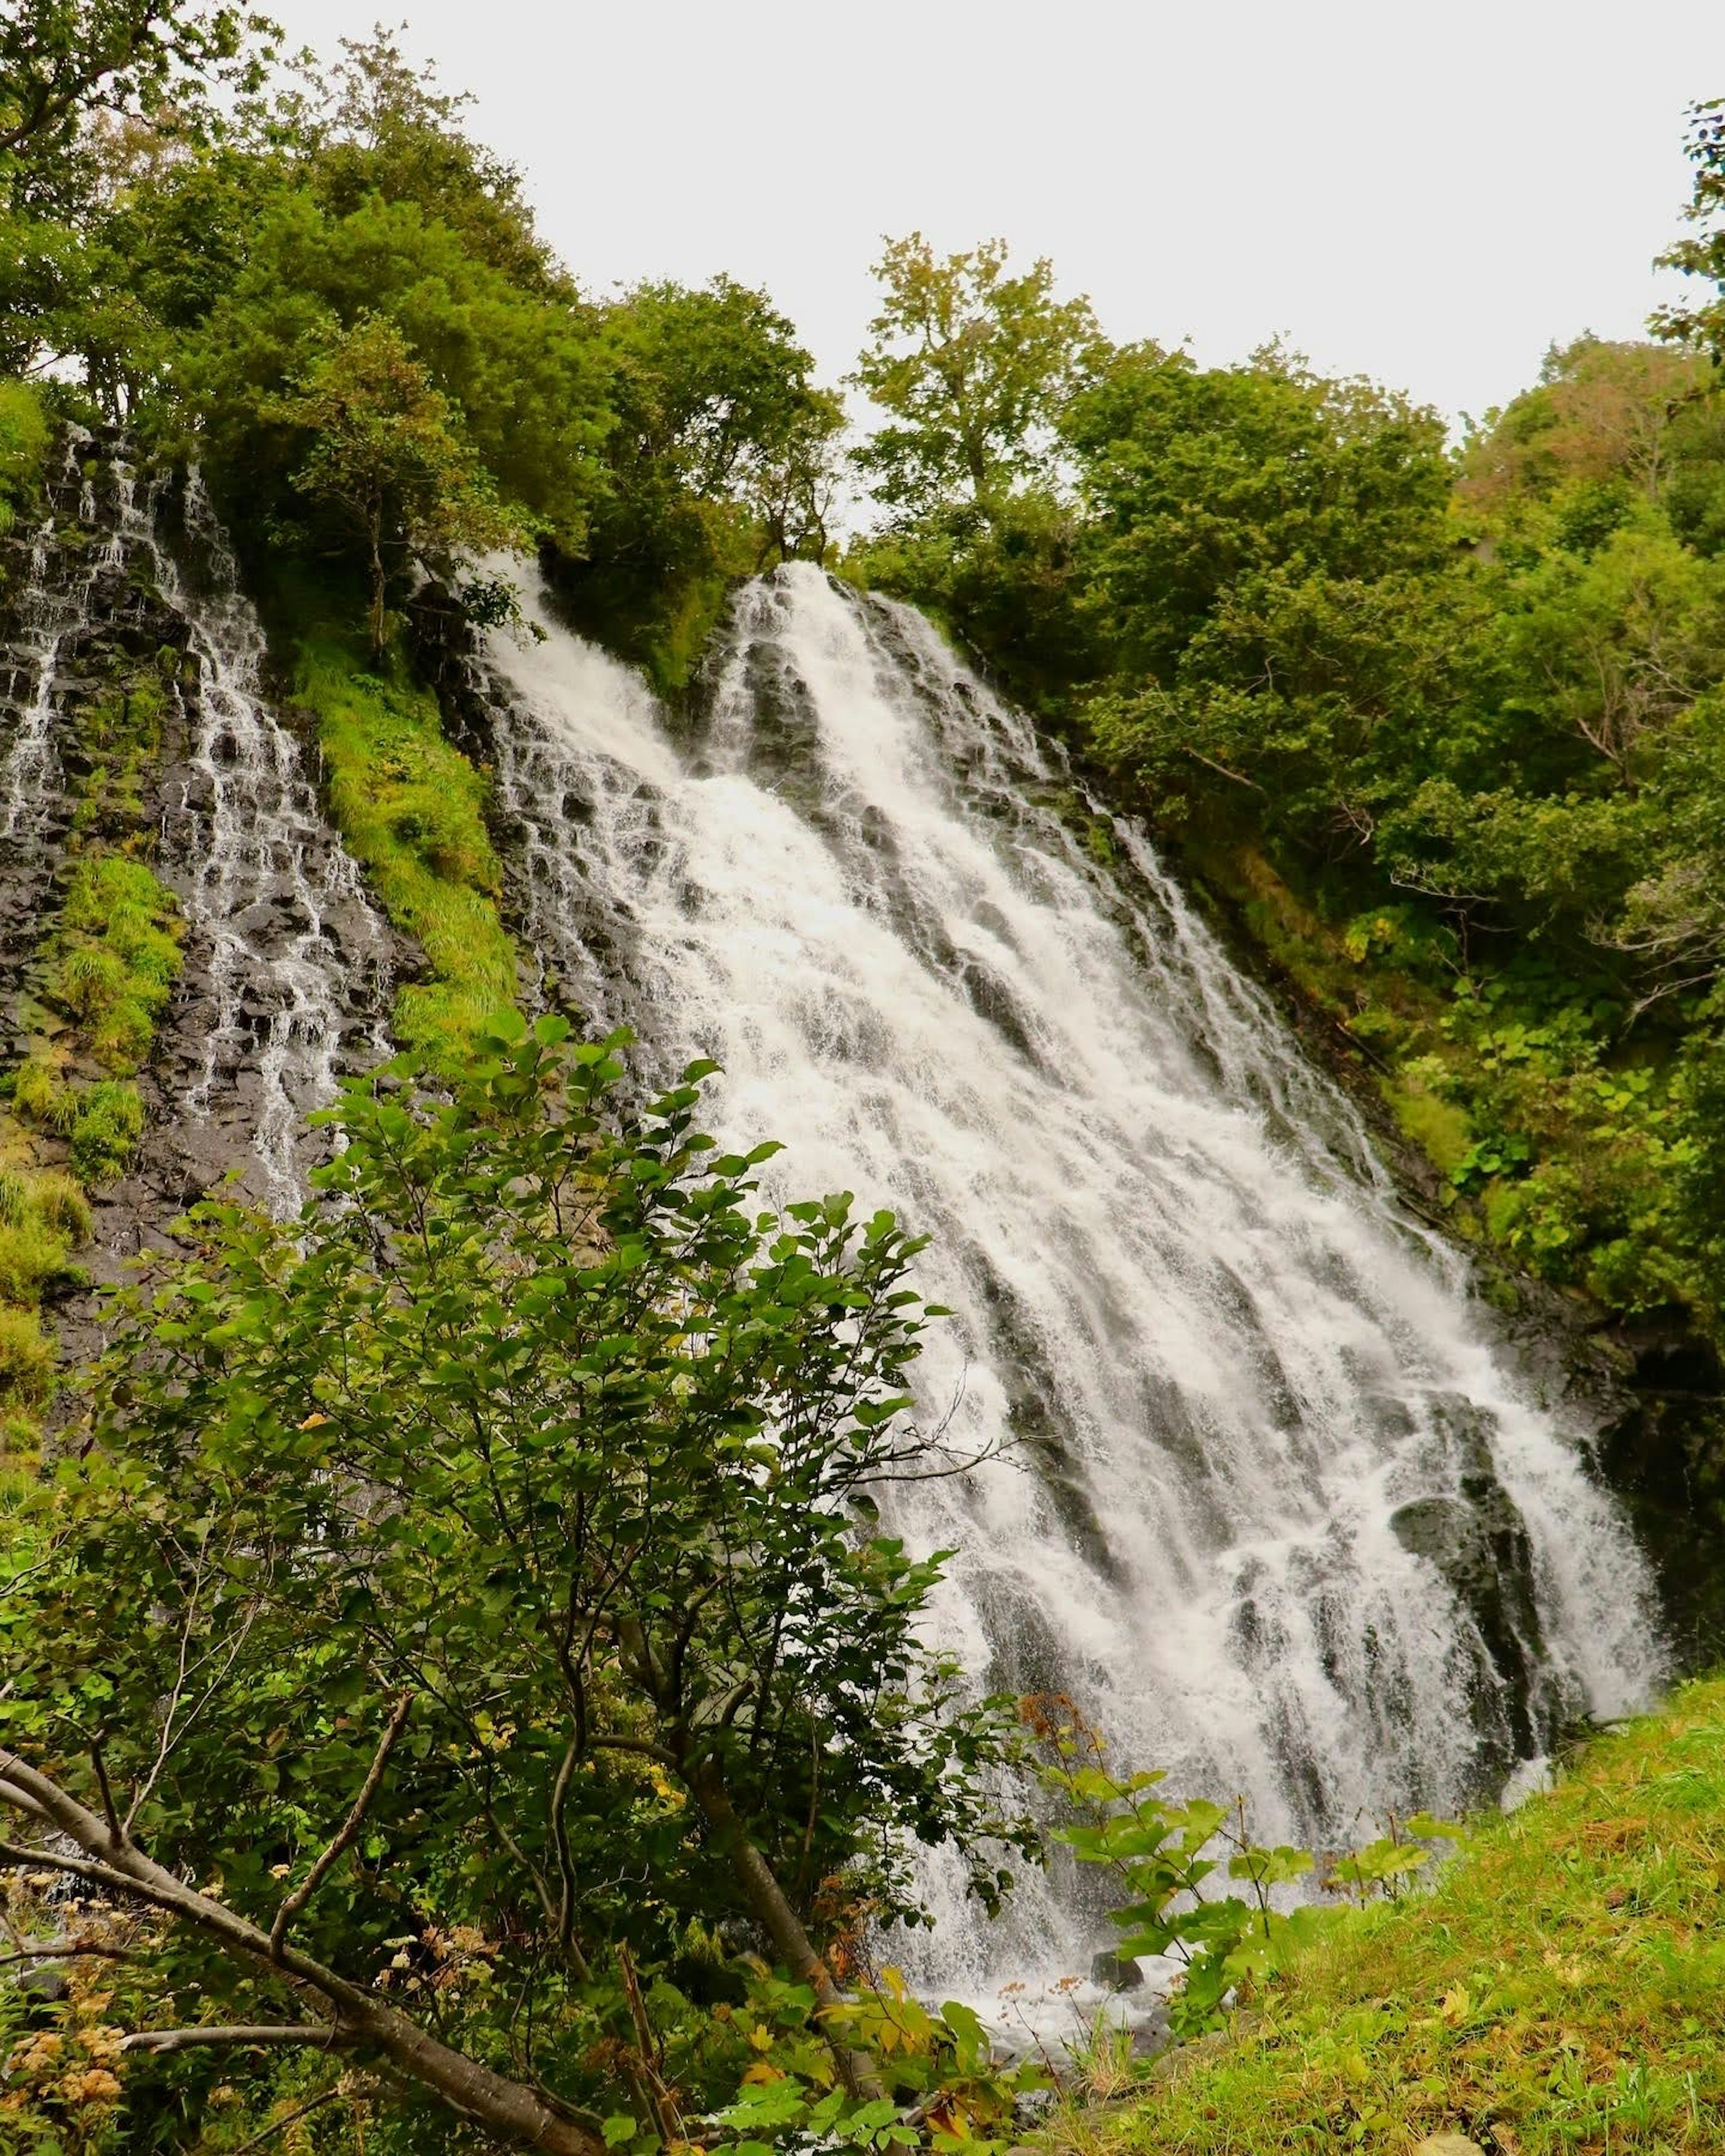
[[474, 561, 1664, 1999], [1, 442, 392, 1212]]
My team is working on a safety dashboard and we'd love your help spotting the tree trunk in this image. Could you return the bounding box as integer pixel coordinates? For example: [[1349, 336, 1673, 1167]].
[[685, 1757, 887, 2104], [368, 505, 387, 661]]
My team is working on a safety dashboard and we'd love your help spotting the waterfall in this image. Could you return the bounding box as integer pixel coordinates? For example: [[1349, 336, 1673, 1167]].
[[0, 431, 106, 985], [474, 561, 1663, 1997], [130, 469, 393, 1211], [1, 440, 392, 1213]]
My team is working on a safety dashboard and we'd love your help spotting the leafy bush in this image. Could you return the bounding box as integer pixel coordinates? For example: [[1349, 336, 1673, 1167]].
[[1031, 1701, 1460, 2041], [68, 1080, 145, 1182], [52, 853, 182, 1071], [0, 1219, 71, 1306], [0, 1305, 54, 1409], [31, 1169, 92, 1242], [0, 378, 49, 535], [0, 1015, 1038, 2150]]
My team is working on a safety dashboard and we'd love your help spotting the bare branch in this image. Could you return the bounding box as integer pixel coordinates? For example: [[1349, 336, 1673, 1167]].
[[270, 1692, 413, 1961], [90, 1736, 124, 1851], [548, 1735, 592, 1982], [0, 1940, 138, 1966], [121, 2022, 352, 2055], [584, 1733, 678, 1771]]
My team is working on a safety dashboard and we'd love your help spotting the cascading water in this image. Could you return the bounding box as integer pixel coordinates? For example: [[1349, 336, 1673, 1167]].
[[0, 430, 108, 984], [127, 468, 394, 1211], [473, 561, 1663, 1998], [1, 440, 391, 1213]]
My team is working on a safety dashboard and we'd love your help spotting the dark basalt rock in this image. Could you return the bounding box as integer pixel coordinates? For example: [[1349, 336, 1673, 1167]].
[[1389, 1397, 1552, 1768], [1089, 1948, 1145, 1992]]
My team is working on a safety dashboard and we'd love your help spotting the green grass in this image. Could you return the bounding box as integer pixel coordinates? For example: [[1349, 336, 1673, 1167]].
[[1055, 1678, 1725, 2155], [51, 853, 184, 1071], [294, 632, 519, 1066], [0, 1304, 55, 1414], [69, 672, 173, 835], [0, 379, 49, 539]]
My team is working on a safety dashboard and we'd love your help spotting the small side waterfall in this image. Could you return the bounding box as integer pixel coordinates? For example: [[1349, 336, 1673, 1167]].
[[0, 431, 109, 1002], [125, 469, 394, 1210], [474, 563, 1663, 1995], [0, 441, 392, 1212]]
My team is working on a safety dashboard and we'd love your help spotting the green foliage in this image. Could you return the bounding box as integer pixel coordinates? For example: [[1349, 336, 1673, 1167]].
[[49, 852, 183, 1070], [266, 310, 521, 657], [292, 630, 517, 1063], [9, 1056, 66, 1127], [1031, 1704, 1455, 2043], [0, 1015, 1034, 2148], [0, 374, 49, 534], [0, 1303, 55, 1410], [66, 1077, 144, 1182], [554, 274, 844, 690], [851, 234, 1101, 526], [1068, 341, 1457, 838], [1048, 1679, 1725, 2156]]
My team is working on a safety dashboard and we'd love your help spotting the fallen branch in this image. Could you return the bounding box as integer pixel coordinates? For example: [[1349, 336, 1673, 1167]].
[[0, 1749, 604, 2156]]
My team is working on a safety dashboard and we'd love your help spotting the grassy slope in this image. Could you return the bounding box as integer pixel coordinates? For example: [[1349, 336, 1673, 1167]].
[[291, 628, 519, 1067], [1061, 1678, 1725, 2155]]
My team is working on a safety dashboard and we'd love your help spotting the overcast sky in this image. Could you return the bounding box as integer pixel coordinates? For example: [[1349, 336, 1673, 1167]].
[[267, 0, 1723, 427]]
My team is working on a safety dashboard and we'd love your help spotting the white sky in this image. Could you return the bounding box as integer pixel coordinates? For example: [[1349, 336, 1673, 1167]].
[[268, 0, 1725, 426]]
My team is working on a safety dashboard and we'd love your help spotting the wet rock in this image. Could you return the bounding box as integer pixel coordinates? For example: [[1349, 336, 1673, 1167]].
[[1389, 1401, 1551, 1766], [1089, 1948, 1144, 1992]]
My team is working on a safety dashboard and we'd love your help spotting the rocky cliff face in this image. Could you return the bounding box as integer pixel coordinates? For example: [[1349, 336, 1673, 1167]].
[[1, 434, 402, 1375]]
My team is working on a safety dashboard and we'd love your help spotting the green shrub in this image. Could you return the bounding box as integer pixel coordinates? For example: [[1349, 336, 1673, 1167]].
[[57, 941, 128, 1020], [51, 854, 183, 1071], [0, 380, 49, 535], [35, 1170, 91, 1243], [9, 1059, 62, 1124], [0, 1307, 54, 1409], [0, 1412, 41, 1513], [0, 1221, 71, 1306], [0, 1165, 28, 1226], [69, 1081, 145, 1183]]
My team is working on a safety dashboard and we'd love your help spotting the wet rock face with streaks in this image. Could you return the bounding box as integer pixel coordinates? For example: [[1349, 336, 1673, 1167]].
[[0, 437, 398, 1349], [0, 435, 188, 1034]]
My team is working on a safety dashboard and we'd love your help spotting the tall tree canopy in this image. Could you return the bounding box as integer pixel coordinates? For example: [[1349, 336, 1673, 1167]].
[[850, 234, 1101, 528]]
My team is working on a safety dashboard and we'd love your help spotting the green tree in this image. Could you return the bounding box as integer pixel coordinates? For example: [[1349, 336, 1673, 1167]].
[[0, 1014, 1030, 2149], [1655, 96, 1725, 361], [851, 233, 1102, 527], [268, 311, 520, 656], [552, 275, 844, 680], [0, 0, 272, 201], [1068, 344, 1458, 840]]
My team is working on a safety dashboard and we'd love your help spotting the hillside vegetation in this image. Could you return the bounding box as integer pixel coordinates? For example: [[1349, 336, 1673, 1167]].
[[1052, 1677, 1725, 2155], [3, 5, 1725, 2153]]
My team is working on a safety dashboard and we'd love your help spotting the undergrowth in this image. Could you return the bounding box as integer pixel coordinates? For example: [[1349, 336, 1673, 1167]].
[[1054, 1676, 1725, 2155], [1196, 840, 1709, 1328], [0, 378, 49, 542], [293, 629, 518, 1066]]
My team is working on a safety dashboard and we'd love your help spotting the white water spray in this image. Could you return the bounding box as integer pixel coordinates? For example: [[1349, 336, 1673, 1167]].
[[2, 442, 391, 1211], [475, 562, 1662, 1996]]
